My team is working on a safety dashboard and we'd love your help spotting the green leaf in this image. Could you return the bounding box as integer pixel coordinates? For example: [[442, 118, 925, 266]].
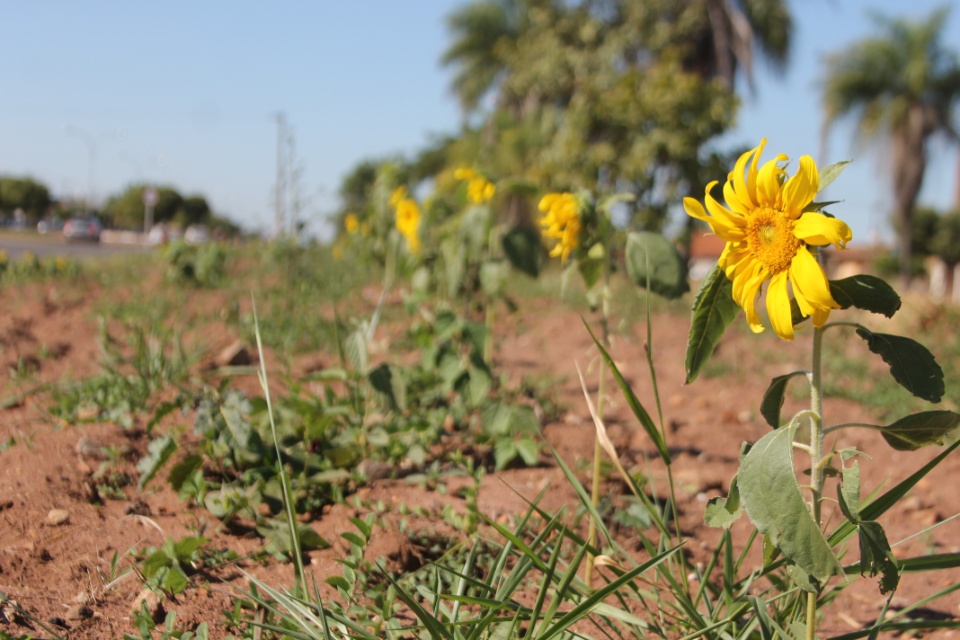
[[685, 264, 740, 383], [829, 275, 901, 318], [739, 425, 843, 588], [760, 372, 806, 429], [515, 437, 540, 466], [501, 225, 542, 277], [137, 435, 178, 491], [858, 521, 899, 594], [855, 328, 944, 402], [479, 261, 508, 297], [838, 461, 861, 522], [167, 454, 203, 492], [368, 363, 407, 412], [344, 325, 368, 375], [173, 536, 208, 561], [704, 473, 744, 529], [577, 256, 604, 290], [817, 160, 851, 192], [879, 410, 960, 451], [583, 319, 670, 464], [624, 231, 690, 300]]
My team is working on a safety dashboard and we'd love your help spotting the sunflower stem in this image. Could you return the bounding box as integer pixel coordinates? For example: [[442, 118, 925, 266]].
[[806, 325, 826, 640]]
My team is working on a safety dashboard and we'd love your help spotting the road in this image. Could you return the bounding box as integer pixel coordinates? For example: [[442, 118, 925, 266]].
[[0, 232, 152, 261]]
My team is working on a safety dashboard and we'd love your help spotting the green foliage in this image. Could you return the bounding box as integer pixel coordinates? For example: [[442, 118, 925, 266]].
[[139, 536, 209, 596], [0, 175, 52, 218], [738, 425, 844, 589], [101, 184, 219, 230], [624, 231, 689, 300], [685, 264, 740, 383], [163, 241, 227, 288], [855, 327, 944, 403], [126, 609, 209, 640]]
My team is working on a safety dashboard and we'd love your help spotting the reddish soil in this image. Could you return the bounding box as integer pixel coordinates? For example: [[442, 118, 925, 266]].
[[1, 272, 959, 639]]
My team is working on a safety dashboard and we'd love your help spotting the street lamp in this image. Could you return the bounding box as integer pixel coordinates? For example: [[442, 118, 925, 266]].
[[63, 125, 124, 214]]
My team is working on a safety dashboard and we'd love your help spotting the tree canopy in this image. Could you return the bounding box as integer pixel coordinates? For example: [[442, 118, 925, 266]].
[[0, 176, 53, 219]]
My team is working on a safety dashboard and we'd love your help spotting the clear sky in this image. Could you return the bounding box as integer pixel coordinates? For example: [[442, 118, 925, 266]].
[[1, 1, 958, 244]]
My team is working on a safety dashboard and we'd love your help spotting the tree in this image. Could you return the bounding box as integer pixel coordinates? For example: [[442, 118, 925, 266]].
[[0, 175, 52, 219], [679, 0, 792, 91], [822, 7, 960, 284], [440, 0, 527, 117]]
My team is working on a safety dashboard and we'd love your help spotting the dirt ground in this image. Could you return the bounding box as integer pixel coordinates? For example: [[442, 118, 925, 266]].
[[1, 271, 960, 639]]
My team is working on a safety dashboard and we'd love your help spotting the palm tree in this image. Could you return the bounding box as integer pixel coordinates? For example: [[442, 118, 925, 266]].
[[822, 7, 960, 284], [681, 0, 792, 91], [440, 0, 526, 118]]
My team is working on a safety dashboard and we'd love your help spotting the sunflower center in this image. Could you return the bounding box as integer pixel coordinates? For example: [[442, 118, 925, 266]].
[[747, 207, 801, 274]]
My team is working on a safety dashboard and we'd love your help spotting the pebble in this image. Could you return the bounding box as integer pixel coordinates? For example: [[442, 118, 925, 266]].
[[45, 509, 70, 526], [131, 588, 164, 623]]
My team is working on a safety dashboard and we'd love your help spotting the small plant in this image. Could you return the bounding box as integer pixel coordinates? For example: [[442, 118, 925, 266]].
[[126, 607, 210, 640], [138, 535, 209, 596]]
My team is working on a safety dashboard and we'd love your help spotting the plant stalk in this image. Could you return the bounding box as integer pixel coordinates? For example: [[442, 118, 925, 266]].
[[806, 325, 826, 640], [585, 280, 611, 587]]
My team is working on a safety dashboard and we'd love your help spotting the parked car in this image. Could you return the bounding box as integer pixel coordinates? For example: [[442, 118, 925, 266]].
[[37, 218, 65, 234], [63, 216, 102, 242]]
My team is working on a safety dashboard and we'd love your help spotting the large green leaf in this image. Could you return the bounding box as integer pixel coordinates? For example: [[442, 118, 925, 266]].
[[855, 328, 944, 402], [501, 225, 542, 277], [368, 363, 407, 412], [739, 426, 843, 588], [829, 276, 901, 318], [879, 410, 960, 451], [760, 371, 807, 429], [685, 264, 740, 383], [624, 231, 689, 300]]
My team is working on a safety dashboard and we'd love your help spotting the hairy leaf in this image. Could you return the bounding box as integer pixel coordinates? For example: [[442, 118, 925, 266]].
[[855, 328, 944, 402], [625, 231, 689, 300], [760, 371, 806, 428], [739, 426, 843, 588], [686, 264, 740, 383], [880, 410, 960, 451], [830, 275, 901, 318], [858, 521, 900, 594], [501, 225, 542, 277], [704, 473, 744, 529], [368, 363, 407, 412]]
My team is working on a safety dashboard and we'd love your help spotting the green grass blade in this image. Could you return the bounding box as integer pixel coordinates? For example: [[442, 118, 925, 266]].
[[583, 317, 671, 464]]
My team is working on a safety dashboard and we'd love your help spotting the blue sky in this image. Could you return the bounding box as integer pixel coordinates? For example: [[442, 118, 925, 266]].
[[1, 1, 958, 244]]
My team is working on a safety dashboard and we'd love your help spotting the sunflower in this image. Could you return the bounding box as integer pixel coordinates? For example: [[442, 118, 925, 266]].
[[344, 213, 359, 235], [683, 139, 852, 340], [393, 194, 421, 254], [537, 193, 581, 263], [455, 167, 496, 204]]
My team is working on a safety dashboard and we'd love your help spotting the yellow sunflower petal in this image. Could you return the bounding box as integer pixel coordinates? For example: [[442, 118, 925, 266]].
[[781, 155, 819, 215], [683, 197, 709, 222], [790, 246, 836, 312], [740, 270, 765, 333], [766, 271, 795, 340], [812, 308, 831, 327], [729, 145, 758, 210], [755, 158, 785, 207], [746, 138, 767, 199], [794, 212, 852, 248]]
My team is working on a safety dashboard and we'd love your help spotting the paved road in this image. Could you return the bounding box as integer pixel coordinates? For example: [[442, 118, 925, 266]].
[[0, 232, 151, 261]]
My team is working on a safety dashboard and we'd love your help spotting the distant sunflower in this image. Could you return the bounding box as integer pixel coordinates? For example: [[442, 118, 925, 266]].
[[683, 139, 852, 340], [537, 193, 581, 263]]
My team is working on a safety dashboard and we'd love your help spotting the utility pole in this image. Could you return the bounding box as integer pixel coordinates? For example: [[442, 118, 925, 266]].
[[273, 112, 287, 238]]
